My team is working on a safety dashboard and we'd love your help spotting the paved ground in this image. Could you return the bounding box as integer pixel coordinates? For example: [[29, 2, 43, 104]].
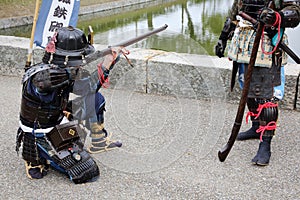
[[0, 75, 299, 199]]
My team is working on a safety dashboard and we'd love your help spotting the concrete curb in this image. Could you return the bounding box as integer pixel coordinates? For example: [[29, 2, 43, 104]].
[[1, 35, 300, 110]]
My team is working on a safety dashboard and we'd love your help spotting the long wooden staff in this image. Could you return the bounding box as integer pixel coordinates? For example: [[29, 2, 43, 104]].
[[25, 0, 40, 71], [218, 14, 265, 162]]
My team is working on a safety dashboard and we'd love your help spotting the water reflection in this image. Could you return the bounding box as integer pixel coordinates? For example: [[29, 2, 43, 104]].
[[77, 0, 233, 55], [0, 0, 299, 61]]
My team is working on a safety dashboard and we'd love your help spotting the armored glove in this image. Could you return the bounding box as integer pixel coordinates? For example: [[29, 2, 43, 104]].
[[215, 17, 236, 58], [215, 39, 227, 58], [259, 8, 277, 26]]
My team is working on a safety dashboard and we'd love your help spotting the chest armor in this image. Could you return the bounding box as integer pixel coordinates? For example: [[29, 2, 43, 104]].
[[20, 80, 69, 129]]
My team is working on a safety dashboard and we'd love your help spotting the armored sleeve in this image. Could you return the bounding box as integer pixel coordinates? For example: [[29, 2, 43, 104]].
[[32, 67, 72, 93], [227, 0, 239, 21], [280, 1, 300, 28]]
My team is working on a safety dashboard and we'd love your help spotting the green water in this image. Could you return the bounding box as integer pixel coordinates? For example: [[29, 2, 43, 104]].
[[1, 0, 299, 60], [77, 0, 233, 56], [0, 0, 231, 56]]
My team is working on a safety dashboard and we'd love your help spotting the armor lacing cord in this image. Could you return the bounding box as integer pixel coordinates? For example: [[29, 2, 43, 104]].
[[91, 132, 113, 143], [64, 55, 69, 66], [82, 55, 86, 65], [89, 132, 119, 153], [121, 48, 134, 67], [45, 31, 58, 54], [247, 102, 278, 141], [97, 64, 110, 88], [246, 102, 278, 124], [49, 53, 54, 64], [246, 111, 258, 124], [246, 102, 278, 141], [261, 11, 282, 55], [256, 121, 277, 141], [32, 121, 39, 161]]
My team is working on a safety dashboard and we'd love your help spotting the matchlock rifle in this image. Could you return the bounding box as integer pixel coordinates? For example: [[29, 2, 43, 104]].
[[85, 24, 168, 64]]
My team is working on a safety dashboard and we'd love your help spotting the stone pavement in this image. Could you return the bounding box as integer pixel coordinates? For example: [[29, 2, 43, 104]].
[[0, 75, 299, 199]]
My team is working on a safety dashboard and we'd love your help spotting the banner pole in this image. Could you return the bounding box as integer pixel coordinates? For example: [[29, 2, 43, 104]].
[[25, 0, 40, 70]]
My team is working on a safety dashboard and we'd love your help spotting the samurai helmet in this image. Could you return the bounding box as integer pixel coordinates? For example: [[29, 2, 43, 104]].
[[42, 26, 95, 67]]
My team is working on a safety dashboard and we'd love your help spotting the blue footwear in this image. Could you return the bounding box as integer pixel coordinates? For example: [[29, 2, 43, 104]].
[[237, 122, 260, 140], [251, 136, 272, 166]]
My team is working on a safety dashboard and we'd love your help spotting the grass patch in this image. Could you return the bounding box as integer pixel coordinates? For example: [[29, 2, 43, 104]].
[[0, 0, 113, 19]]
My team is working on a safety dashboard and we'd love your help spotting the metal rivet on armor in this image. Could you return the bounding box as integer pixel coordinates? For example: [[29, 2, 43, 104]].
[[49, 53, 53, 64], [73, 153, 81, 161], [82, 55, 86, 64], [254, 85, 261, 96], [64, 55, 69, 66]]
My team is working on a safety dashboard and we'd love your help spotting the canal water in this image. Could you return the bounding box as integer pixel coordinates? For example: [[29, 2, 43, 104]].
[[1, 0, 299, 62], [77, 0, 233, 56]]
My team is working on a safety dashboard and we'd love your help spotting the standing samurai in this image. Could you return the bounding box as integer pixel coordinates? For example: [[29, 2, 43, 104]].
[[215, 0, 300, 165]]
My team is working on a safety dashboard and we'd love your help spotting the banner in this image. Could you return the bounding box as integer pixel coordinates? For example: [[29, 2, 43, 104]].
[[34, 0, 81, 48]]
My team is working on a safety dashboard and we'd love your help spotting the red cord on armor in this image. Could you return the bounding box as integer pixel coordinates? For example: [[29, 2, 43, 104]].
[[256, 121, 277, 141], [97, 64, 110, 88], [246, 111, 258, 124], [45, 32, 58, 53], [254, 102, 278, 119], [261, 12, 282, 55]]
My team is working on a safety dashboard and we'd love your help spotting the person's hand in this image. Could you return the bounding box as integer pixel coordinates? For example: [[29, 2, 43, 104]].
[[259, 8, 277, 26], [215, 39, 227, 58], [102, 46, 129, 70]]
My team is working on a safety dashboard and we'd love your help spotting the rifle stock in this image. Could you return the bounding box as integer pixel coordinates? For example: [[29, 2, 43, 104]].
[[218, 15, 265, 162], [85, 24, 168, 64]]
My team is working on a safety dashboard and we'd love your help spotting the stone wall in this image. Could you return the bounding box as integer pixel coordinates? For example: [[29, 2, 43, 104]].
[[1, 35, 300, 110]]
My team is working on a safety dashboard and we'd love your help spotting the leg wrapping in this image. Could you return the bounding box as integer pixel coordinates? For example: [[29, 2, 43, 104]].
[[88, 122, 122, 153]]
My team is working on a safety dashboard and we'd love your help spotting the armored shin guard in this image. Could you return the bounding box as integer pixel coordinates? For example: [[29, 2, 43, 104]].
[[50, 147, 100, 184], [45, 121, 100, 184], [21, 132, 48, 179], [88, 122, 122, 154], [256, 100, 278, 140], [18, 121, 100, 183]]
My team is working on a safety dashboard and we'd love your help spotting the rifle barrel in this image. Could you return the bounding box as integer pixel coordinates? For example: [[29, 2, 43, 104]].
[[85, 24, 168, 64]]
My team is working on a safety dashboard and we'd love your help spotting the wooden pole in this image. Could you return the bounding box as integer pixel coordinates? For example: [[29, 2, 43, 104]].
[[218, 20, 264, 162], [25, 0, 40, 70]]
